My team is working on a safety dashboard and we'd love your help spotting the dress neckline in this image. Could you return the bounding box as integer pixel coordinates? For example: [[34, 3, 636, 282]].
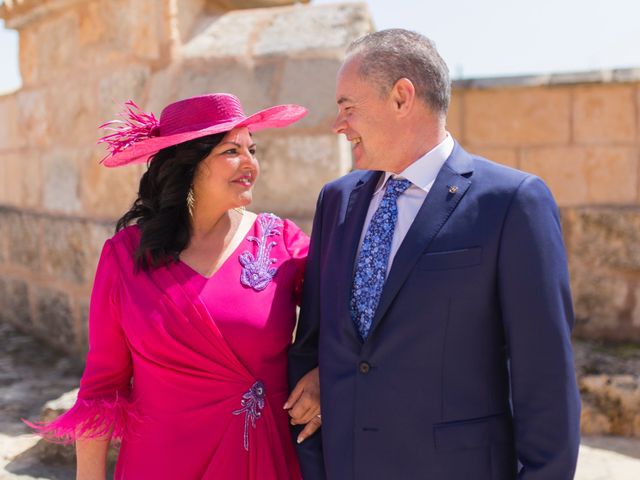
[[178, 212, 258, 280]]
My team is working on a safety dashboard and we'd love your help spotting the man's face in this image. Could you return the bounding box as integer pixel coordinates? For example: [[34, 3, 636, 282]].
[[332, 56, 395, 171]]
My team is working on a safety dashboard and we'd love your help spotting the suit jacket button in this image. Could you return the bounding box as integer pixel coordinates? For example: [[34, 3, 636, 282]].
[[359, 361, 371, 374]]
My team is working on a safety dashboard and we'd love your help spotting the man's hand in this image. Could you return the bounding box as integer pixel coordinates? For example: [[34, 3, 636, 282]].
[[284, 367, 321, 443]]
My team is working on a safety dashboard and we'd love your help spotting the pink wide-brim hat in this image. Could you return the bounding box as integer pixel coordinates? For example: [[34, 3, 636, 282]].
[[98, 93, 308, 167]]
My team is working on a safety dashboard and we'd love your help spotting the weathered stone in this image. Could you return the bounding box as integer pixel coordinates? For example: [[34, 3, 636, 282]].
[[447, 90, 464, 141], [176, 61, 277, 115], [33, 286, 76, 352], [42, 218, 112, 285], [0, 94, 24, 151], [3, 150, 42, 209], [254, 3, 372, 57], [182, 8, 274, 60], [0, 210, 7, 263], [278, 58, 342, 128], [19, 24, 39, 86], [6, 211, 41, 270], [42, 149, 82, 214], [465, 87, 572, 146], [251, 133, 350, 217], [97, 65, 151, 120], [570, 265, 631, 340], [35, 9, 79, 76], [81, 149, 143, 219], [521, 147, 637, 206], [580, 374, 640, 438], [563, 207, 640, 271], [0, 277, 31, 331], [16, 88, 50, 148], [212, 0, 308, 8], [581, 400, 612, 436], [573, 85, 637, 144], [48, 79, 97, 147], [465, 146, 519, 169]]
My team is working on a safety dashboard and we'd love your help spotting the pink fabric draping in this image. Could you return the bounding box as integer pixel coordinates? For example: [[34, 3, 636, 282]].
[[28, 214, 308, 479]]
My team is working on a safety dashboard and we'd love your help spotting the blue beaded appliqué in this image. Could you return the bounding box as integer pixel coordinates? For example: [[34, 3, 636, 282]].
[[232, 380, 266, 451], [239, 213, 282, 291]]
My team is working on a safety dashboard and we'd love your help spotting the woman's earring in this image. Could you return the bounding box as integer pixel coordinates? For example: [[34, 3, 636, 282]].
[[187, 187, 195, 218]]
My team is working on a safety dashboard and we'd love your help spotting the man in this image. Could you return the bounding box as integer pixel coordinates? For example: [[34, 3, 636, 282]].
[[289, 29, 580, 480]]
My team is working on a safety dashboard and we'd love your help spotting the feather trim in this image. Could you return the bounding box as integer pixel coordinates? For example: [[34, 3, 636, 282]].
[[23, 393, 142, 445], [97, 100, 160, 163]]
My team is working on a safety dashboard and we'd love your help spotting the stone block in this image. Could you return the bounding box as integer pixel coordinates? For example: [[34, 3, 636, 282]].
[[253, 3, 372, 57], [579, 374, 640, 437], [42, 218, 113, 285], [0, 277, 31, 331], [277, 58, 342, 129], [16, 88, 51, 148], [33, 286, 77, 352], [19, 26, 38, 86], [464, 87, 571, 146], [42, 149, 82, 214], [3, 150, 42, 209], [580, 400, 612, 436], [98, 66, 151, 118], [521, 147, 588, 206], [0, 94, 25, 151], [182, 8, 273, 60], [36, 10, 79, 76], [0, 209, 8, 263], [563, 207, 640, 271], [81, 149, 142, 219], [251, 133, 350, 217], [446, 90, 463, 141], [48, 79, 98, 148], [521, 146, 637, 206], [145, 67, 176, 115], [465, 146, 519, 169], [573, 85, 636, 144], [583, 147, 638, 204], [6, 211, 41, 270], [570, 264, 630, 340], [176, 61, 277, 115]]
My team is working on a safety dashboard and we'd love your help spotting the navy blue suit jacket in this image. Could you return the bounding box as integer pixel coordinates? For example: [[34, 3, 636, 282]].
[[289, 143, 581, 480]]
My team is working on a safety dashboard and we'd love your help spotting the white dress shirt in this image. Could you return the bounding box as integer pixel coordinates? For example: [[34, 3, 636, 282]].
[[357, 133, 455, 274]]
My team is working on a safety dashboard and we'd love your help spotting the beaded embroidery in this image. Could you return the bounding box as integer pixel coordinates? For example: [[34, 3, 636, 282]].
[[232, 380, 266, 451], [239, 213, 282, 291]]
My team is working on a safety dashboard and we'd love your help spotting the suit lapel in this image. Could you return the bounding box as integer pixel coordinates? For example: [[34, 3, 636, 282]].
[[337, 170, 382, 343], [366, 144, 474, 341]]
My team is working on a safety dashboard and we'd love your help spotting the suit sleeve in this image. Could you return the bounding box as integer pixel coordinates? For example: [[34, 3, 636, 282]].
[[497, 176, 581, 480], [25, 239, 135, 443], [288, 188, 326, 480]]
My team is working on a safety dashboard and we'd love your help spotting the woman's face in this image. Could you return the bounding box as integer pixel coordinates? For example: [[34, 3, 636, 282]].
[[193, 127, 259, 211]]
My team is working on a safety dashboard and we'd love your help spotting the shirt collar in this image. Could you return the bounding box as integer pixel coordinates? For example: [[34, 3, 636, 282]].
[[374, 133, 455, 194]]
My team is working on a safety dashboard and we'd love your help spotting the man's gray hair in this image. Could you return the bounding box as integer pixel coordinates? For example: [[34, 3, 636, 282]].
[[347, 29, 451, 114]]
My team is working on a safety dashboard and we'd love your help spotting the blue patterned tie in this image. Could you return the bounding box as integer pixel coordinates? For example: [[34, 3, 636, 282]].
[[351, 177, 412, 340]]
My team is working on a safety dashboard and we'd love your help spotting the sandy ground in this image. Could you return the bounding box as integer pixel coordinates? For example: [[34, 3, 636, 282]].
[[1, 323, 639, 479]]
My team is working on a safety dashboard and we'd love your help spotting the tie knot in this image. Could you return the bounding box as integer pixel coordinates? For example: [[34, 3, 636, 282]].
[[384, 177, 411, 199]]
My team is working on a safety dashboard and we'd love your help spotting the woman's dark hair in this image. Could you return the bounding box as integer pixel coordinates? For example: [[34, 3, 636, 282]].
[[116, 133, 226, 271]]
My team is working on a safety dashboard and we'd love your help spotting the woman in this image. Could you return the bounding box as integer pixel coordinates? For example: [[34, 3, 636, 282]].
[[27, 93, 320, 479]]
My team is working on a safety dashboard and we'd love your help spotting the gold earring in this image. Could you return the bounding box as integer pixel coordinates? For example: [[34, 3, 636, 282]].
[[187, 187, 195, 218]]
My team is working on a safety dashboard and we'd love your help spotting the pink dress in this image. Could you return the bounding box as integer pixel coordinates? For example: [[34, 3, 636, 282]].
[[30, 213, 309, 479]]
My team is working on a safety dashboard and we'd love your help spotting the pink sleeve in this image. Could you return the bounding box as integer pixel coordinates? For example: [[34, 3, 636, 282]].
[[25, 239, 137, 444], [283, 219, 310, 306]]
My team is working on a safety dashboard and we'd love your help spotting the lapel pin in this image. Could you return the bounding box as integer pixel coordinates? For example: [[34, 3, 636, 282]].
[[448, 185, 458, 194]]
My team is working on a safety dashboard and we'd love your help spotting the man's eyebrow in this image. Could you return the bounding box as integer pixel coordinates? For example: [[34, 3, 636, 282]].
[[337, 96, 351, 105]]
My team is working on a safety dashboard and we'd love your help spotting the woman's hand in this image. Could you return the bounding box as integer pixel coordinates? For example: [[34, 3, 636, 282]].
[[284, 367, 321, 444]]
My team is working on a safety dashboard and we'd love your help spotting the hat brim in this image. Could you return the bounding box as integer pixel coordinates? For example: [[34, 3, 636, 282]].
[[101, 104, 308, 167]]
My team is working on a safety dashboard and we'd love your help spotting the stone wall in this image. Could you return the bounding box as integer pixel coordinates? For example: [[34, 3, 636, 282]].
[[1, 0, 639, 355], [449, 73, 640, 341], [0, 0, 372, 356]]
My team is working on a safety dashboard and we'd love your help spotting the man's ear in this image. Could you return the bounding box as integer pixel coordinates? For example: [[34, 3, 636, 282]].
[[390, 78, 416, 116]]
